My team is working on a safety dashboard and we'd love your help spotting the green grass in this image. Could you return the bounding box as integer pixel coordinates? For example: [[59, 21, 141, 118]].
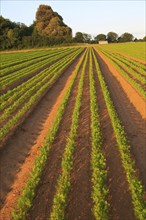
[[97, 42, 146, 60]]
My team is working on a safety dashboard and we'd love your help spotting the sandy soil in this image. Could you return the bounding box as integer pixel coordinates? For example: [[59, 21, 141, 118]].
[[113, 51, 146, 65], [65, 59, 94, 220], [93, 57, 135, 220], [0, 53, 83, 219], [94, 49, 146, 189], [95, 49, 146, 119], [27, 59, 83, 220]]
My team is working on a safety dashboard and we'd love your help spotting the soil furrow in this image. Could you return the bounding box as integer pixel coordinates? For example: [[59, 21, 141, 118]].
[[92, 56, 136, 220], [95, 50, 146, 117], [107, 56, 145, 89], [114, 52, 146, 65], [0, 53, 83, 219], [111, 55, 146, 77], [0, 51, 84, 149], [27, 60, 83, 220], [94, 50, 146, 190], [0, 49, 79, 94], [65, 58, 93, 220]]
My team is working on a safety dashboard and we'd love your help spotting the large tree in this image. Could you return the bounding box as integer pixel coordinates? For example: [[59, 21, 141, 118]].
[[74, 32, 91, 43], [143, 36, 146, 42], [118, 32, 134, 42], [74, 32, 84, 43], [35, 5, 72, 38], [107, 32, 118, 43], [94, 34, 106, 42]]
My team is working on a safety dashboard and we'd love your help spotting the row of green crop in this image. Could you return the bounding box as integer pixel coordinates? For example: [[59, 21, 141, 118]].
[[108, 51, 146, 75], [0, 51, 53, 76], [0, 48, 84, 146], [49, 46, 89, 220], [0, 48, 83, 107], [0, 48, 71, 77], [97, 45, 146, 71], [0, 48, 78, 91], [92, 48, 146, 220], [97, 42, 146, 60], [0, 48, 83, 113], [0, 49, 59, 69], [89, 49, 109, 220], [0, 50, 50, 68], [96, 49, 146, 98], [116, 53, 146, 72], [100, 50, 146, 84], [11, 49, 87, 220], [0, 48, 83, 124]]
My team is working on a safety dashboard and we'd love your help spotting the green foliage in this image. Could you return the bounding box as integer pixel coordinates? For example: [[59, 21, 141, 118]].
[[93, 48, 146, 220], [107, 32, 118, 43], [0, 48, 83, 147], [97, 42, 146, 60], [118, 32, 134, 42], [35, 4, 72, 38], [98, 49, 146, 98], [50, 49, 89, 220], [74, 32, 91, 43], [11, 49, 87, 220], [94, 34, 106, 42], [0, 3, 72, 51], [89, 49, 109, 219]]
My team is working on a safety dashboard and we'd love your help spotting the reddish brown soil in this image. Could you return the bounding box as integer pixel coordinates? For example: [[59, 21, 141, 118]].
[[109, 54, 146, 77], [1, 52, 59, 77], [94, 49, 146, 190], [0, 51, 84, 148], [26, 60, 83, 220], [114, 51, 146, 65], [65, 59, 94, 220], [0, 54, 83, 219], [95, 49, 146, 119], [103, 52, 145, 89], [92, 57, 136, 220], [0, 49, 78, 94]]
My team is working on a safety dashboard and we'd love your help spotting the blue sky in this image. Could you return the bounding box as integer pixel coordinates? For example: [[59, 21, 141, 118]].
[[1, 0, 145, 39]]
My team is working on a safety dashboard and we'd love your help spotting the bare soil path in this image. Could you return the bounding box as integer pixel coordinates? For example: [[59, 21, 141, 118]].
[[92, 56, 136, 220], [0, 53, 83, 219], [94, 49, 146, 190], [65, 58, 94, 220]]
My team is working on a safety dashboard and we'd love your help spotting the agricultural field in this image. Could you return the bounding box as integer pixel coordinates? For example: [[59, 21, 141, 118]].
[[0, 44, 146, 220], [97, 42, 146, 61]]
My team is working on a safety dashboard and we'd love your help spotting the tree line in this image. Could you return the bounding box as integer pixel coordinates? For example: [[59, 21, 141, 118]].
[[0, 4, 146, 50]]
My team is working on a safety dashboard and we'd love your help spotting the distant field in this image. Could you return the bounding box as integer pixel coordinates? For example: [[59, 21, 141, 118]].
[[97, 42, 146, 60], [0, 46, 145, 220]]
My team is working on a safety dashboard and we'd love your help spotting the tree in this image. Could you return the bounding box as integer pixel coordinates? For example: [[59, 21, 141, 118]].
[[118, 32, 134, 42], [74, 32, 92, 43], [74, 32, 84, 43], [107, 32, 118, 43], [143, 36, 146, 42], [82, 33, 92, 43], [35, 4, 72, 38], [7, 29, 16, 46], [94, 34, 106, 42]]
